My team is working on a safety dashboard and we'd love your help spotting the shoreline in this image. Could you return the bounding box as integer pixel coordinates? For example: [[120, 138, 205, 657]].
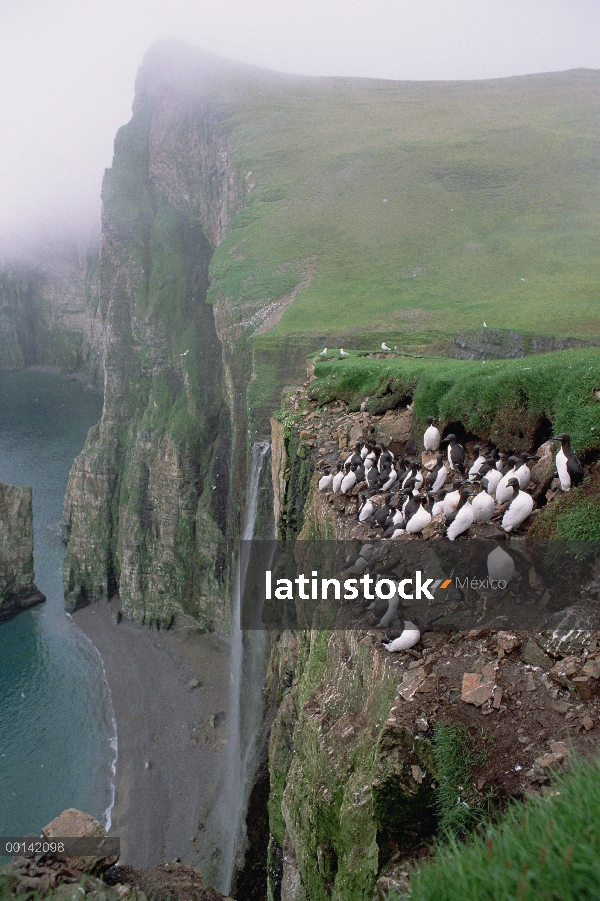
[[73, 601, 232, 873]]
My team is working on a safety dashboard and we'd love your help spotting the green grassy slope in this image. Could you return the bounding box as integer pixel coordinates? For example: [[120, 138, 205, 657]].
[[203, 64, 600, 344], [391, 755, 600, 901]]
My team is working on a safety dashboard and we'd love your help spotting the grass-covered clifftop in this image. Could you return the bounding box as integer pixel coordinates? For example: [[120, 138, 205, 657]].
[[206, 64, 600, 347], [308, 349, 600, 454], [115, 44, 600, 429]]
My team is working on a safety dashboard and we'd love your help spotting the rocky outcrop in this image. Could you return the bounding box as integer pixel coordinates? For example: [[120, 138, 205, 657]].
[[451, 327, 600, 361], [0, 808, 231, 901], [0, 482, 45, 621], [0, 239, 103, 380]]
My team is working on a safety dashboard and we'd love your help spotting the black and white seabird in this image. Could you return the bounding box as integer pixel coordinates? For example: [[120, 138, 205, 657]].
[[501, 478, 534, 532], [552, 433, 584, 491], [444, 434, 465, 474], [423, 416, 441, 452]]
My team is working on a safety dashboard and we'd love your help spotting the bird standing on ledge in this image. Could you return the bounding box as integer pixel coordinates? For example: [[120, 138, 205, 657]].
[[552, 433, 584, 491], [423, 416, 440, 451]]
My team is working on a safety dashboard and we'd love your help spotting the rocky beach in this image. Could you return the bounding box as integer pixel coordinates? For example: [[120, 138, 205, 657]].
[[74, 601, 232, 882]]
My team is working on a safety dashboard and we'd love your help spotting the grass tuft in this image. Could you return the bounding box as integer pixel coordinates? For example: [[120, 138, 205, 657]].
[[432, 722, 486, 839], [308, 348, 600, 454], [391, 754, 600, 901]]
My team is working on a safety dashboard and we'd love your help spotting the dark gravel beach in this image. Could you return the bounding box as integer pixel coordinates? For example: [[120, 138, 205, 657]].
[[74, 601, 232, 876]]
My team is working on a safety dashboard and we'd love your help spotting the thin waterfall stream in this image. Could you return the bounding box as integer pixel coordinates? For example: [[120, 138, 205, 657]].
[[221, 440, 272, 894]]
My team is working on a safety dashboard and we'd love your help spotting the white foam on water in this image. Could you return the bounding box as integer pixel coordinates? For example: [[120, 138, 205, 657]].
[[68, 614, 119, 832]]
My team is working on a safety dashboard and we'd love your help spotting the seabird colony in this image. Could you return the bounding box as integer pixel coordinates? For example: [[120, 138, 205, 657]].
[[319, 427, 584, 542]]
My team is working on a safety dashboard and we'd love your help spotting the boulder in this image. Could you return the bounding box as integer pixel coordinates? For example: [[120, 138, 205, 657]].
[[549, 656, 580, 686], [521, 639, 553, 670], [497, 631, 521, 653], [461, 663, 497, 706], [421, 515, 446, 540], [42, 808, 119, 875]]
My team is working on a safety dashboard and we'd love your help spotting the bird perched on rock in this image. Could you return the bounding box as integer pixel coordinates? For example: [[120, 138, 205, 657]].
[[552, 433, 584, 491], [376, 578, 401, 627], [442, 478, 464, 516], [341, 545, 374, 575], [373, 494, 393, 528], [406, 495, 432, 534], [340, 464, 358, 494], [487, 545, 516, 586], [318, 468, 333, 491], [444, 434, 465, 474], [383, 622, 421, 652], [332, 463, 345, 493], [380, 467, 398, 492], [402, 461, 423, 490], [379, 444, 394, 467], [423, 416, 441, 452], [471, 480, 496, 523], [345, 442, 363, 470], [515, 453, 534, 489], [429, 454, 448, 493], [430, 489, 447, 517], [501, 478, 534, 532], [481, 462, 502, 498], [446, 487, 474, 541], [358, 491, 376, 523], [468, 446, 487, 480], [495, 457, 520, 504], [492, 450, 506, 472]]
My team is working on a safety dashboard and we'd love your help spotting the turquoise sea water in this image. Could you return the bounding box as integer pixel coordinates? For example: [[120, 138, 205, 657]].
[[0, 370, 116, 842]]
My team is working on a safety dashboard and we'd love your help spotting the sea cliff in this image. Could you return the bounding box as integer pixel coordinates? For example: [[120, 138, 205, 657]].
[[0, 482, 45, 621], [62, 46, 247, 628]]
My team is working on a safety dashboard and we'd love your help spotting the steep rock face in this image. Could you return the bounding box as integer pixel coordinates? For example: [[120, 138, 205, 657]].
[[265, 425, 437, 901], [451, 327, 600, 361], [267, 629, 438, 901], [0, 241, 103, 379], [63, 53, 244, 628], [0, 482, 45, 620]]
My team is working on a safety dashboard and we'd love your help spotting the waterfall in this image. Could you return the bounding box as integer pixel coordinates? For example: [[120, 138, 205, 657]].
[[220, 440, 272, 894]]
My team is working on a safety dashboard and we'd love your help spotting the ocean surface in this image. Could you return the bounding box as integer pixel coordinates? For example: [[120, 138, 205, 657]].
[[0, 370, 116, 844]]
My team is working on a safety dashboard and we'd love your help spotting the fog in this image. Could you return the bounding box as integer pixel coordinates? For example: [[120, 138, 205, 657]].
[[1, 0, 599, 257]]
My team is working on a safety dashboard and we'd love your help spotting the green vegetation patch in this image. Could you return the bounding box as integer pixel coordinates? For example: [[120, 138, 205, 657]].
[[308, 348, 600, 453], [207, 68, 600, 344], [399, 754, 600, 901], [530, 463, 600, 539], [432, 722, 486, 839]]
